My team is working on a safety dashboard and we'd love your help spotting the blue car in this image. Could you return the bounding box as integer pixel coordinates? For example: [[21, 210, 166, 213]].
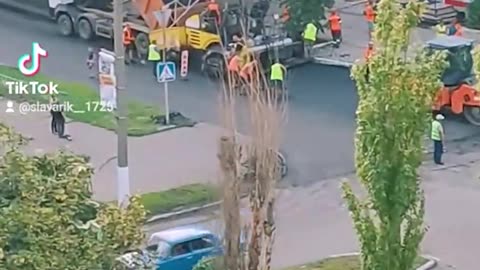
[[144, 228, 223, 270]]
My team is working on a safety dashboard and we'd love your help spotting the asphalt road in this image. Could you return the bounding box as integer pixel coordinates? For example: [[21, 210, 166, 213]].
[[0, 7, 478, 186]]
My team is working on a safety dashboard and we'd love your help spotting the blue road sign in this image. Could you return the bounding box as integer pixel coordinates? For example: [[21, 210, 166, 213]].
[[156, 62, 176, 83]]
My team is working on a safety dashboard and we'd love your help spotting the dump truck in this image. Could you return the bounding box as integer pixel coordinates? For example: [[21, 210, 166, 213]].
[[0, 0, 302, 77]]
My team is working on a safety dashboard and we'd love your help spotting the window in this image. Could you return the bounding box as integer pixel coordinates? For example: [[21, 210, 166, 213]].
[[146, 239, 170, 259], [190, 236, 215, 251], [171, 242, 191, 256]]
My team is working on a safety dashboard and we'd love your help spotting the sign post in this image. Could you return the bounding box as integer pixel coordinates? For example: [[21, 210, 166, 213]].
[[180, 50, 189, 80], [153, 8, 173, 125]]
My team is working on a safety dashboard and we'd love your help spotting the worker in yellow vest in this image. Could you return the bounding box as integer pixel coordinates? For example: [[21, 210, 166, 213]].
[[303, 22, 317, 58], [148, 40, 162, 78], [435, 21, 447, 36], [270, 61, 287, 91]]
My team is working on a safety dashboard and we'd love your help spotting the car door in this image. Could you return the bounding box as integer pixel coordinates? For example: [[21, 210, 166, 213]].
[[188, 235, 220, 268], [158, 241, 192, 270]]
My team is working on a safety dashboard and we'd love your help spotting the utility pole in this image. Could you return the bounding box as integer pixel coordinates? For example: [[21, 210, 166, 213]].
[[162, 18, 170, 125], [113, 0, 130, 207]]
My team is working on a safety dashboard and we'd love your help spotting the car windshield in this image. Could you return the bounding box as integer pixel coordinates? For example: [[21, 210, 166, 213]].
[[146, 239, 171, 260]]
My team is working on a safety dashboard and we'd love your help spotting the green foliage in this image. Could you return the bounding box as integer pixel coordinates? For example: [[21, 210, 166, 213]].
[[193, 256, 224, 270], [140, 183, 218, 216], [466, 0, 480, 29], [342, 0, 447, 269], [474, 46, 480, 90], [0, 122, 146, 270], [280, 0, 335, 35], [0, 65, 163, 136]]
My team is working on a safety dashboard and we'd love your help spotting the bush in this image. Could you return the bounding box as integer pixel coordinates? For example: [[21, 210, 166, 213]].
[[193, 256, 224, 270], [466, 0, 480, 29]]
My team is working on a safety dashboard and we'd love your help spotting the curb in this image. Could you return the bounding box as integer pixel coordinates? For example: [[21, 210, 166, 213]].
[[317, 252, 438, 270], [146, 201, 222, 224]]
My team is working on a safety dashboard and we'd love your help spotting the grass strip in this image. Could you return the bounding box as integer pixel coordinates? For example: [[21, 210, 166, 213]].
[[0, 65, 163, 136]]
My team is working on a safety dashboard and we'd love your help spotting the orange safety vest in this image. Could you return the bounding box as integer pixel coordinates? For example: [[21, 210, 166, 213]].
[[123, 28, 133, 45], [454, 23, 463, 36], [281, 7, 290, 22], [329, 14, 341, 31], [240, 61, 256, 80], [364, 5, 375, 22], [228, 55, 240, 72], [364, 47, 374, 60]]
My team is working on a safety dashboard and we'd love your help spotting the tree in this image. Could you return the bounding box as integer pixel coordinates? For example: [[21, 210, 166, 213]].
[[0, 122, 146, 270], [280, 0, 335, 36], [474, 45, 480, 90], [341, 0, 447, 269], [466, 0, 480, 29]]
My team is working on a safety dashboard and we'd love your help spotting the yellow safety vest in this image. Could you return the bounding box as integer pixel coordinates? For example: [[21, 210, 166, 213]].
[[304, 23, 317, 42], [435, 24, 446, 36], [270, 63, 284, 81], [431, 120, 442, 140], [148, 44, 161, 61]]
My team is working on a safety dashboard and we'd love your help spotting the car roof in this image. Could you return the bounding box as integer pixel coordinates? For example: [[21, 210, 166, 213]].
[[427, 36, 474, 49], [149, 227, 213, 244]]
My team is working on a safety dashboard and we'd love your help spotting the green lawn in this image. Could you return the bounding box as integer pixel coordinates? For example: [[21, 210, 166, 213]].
[[139, 183, 218, 217], [0, 65, 164, 136], [283, 255, 428, 270]]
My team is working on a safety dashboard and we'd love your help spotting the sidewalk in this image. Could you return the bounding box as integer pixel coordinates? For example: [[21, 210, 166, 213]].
[[0, 98, 243, 202], [313, 1, 480, 66], [147, 148, 480, 270]]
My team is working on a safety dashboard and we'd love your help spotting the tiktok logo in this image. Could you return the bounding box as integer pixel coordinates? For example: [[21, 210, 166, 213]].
[[17, 42, 48, 76]]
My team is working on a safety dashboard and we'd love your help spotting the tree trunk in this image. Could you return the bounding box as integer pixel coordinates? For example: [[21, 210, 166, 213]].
[[218, 136, 242, 270]]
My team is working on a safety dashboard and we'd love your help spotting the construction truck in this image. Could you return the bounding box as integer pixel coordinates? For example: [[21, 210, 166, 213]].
[[0, 0, 301, 77], [427, 35, 480, 125]]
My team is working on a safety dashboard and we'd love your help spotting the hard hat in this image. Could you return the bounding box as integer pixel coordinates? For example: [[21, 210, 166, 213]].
[[436, 114, 445, 120]]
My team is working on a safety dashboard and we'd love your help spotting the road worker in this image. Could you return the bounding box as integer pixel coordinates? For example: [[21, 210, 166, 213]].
[[363, 1, 375, 40], [123, 24, 135, 64], [302, 21, 317, 57], [431, 113, 445, 165], [148, 40, 162, 78], [454, 19, 463, 36], [435, 21, 447, 36], [227, 52, 241, 88], [270, 61, 287, 91], [328, 11, 342, 48], [207, 0, 221, 25], [239, 60, 257, 95], [280, 6, 290, 23]]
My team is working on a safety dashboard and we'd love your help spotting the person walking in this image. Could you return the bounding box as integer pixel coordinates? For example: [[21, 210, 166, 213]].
[[431, 113, 445, 165], [364, 1, 376, 40], [328, 11, 342, 48], [148, 40, 162, 79], [302, 21, 317, 58]]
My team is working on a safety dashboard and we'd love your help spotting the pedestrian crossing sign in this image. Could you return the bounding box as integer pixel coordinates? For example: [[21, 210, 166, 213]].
[[156, 62, 176, 83]]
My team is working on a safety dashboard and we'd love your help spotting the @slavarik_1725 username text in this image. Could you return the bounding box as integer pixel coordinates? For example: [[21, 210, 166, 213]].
[[12, 101, 114, 115]]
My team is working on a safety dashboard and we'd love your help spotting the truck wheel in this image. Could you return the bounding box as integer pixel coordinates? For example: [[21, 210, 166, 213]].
[[203, 53, 225, 79], [57, 14, 74, 36], [135, 32, 149, 57], [463, 106, 480, 126], [77, 18, 94, 40]]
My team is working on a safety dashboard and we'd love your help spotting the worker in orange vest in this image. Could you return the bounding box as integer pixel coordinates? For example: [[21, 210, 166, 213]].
[[363, 1, 375, 40], [123, 25, 135, 64], [207, 0, 221, 25], [453, 19, 463, 36], [228, 52, 241, 89], [280, 6, 290, 23], [364, 41, 374, 82], [364, 41, 374, 61], [328, 11, 342, 48], [240, 60, 257, 91]]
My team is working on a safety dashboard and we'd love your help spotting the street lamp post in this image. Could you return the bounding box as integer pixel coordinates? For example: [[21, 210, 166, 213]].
[[113, 0, 130, 207]]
